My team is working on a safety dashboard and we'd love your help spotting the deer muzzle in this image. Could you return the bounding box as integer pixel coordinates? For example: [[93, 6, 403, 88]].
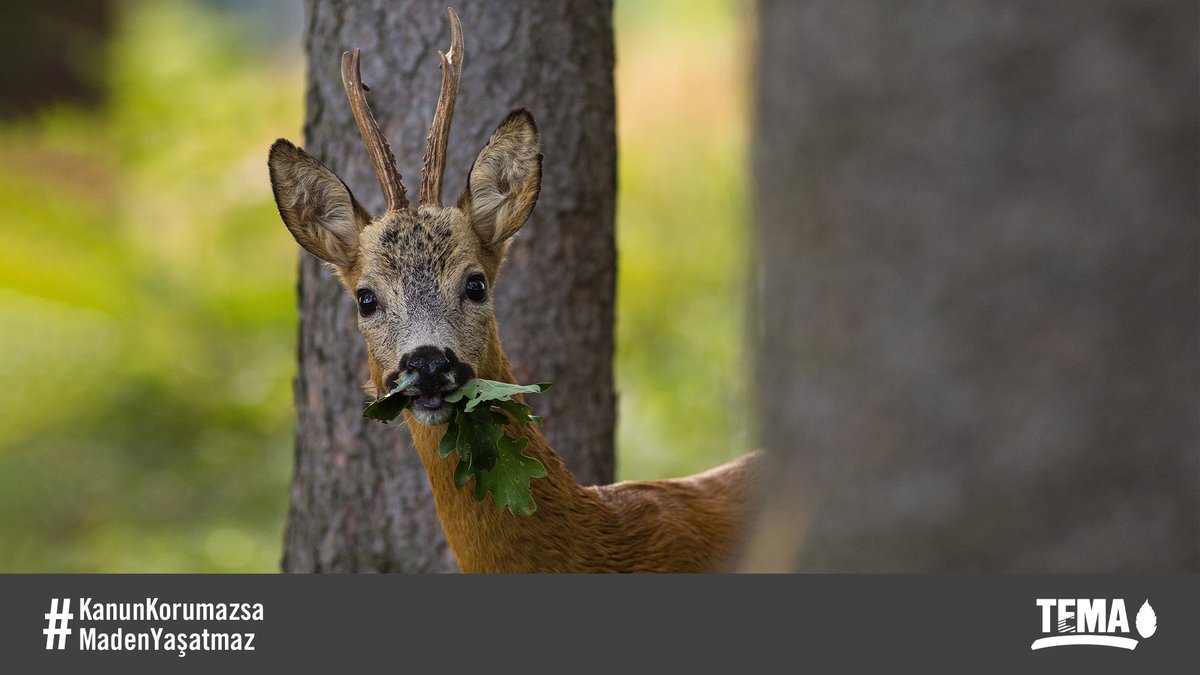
[[388, 346, 474, 411]]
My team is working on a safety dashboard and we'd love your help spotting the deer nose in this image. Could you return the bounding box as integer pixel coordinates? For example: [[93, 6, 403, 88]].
[[403, 346, 455, 378]]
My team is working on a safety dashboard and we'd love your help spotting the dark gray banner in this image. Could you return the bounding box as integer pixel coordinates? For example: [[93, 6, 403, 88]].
[[0, 575, 1195, 672]]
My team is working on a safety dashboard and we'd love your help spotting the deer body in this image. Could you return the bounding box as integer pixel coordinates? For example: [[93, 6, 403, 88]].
[[269, 8, 760, 573], [407, 332, 760, 573]]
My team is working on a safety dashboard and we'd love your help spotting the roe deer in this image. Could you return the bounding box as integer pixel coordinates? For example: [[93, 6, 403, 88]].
[[268, 8, 761, 572]]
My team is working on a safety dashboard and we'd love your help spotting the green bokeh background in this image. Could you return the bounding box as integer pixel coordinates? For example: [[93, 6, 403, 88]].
[[0, 0, 751, 571]]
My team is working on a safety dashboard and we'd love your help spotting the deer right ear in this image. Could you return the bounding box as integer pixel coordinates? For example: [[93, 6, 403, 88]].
[[268, 139, 371, 270], [459, 109, 542, 248]]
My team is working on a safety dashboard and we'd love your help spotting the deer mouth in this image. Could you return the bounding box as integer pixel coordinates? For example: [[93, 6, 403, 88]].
[[411, 361, 473, 412], [381, 354, 475, 426], [408, 389, 457, 426], [407, 378, 466, 425], [416, 393, 446, 411]]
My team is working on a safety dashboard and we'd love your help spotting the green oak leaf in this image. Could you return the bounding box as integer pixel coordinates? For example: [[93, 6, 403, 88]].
[[452, 406, 501, 473], [365, 376, 550, 515], [445, 380, 551, 412], [472, 433, 547, 516], [453, 455, 473, 487], [491, 398, 541, 427], [362, 371, 419, 423]]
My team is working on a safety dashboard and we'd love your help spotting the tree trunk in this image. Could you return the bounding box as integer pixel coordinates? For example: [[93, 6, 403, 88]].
[[283, 0, 615, 572], [747, 0, 1197, 571]]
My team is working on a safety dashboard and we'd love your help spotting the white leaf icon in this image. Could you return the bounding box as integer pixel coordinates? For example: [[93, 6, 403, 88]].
[[1136, 600, 1157, 639]]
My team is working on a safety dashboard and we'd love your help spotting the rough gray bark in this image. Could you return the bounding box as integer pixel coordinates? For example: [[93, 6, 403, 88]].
[[284, 0, 615, 572], [748, 0, 1198, 571]]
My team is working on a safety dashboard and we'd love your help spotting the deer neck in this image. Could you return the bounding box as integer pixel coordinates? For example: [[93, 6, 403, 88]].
[[404, 325, 616, 572]]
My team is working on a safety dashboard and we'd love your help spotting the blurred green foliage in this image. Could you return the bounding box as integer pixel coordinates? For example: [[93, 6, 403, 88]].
[[614, 0, 752, 482], [0, 0, 749, 571], [0, 2, 301, 572]]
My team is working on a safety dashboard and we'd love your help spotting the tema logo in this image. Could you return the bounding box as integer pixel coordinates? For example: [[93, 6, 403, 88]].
[[1032, 598, 1156, 650]]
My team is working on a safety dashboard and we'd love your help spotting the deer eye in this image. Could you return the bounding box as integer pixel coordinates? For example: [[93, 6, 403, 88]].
[[464, 274, 487, 303], [356, 288, 379, 316]]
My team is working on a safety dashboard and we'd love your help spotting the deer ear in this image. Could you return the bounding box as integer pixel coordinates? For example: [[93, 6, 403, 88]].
[[268, 139, 371, 270], [459, 109, 542, 248]]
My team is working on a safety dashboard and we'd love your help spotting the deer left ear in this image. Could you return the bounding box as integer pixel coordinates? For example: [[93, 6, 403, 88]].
[[268, 138, 371, 271], [459, 109, 542, 248]]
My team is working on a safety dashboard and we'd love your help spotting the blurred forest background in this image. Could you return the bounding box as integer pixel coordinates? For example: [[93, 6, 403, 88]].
[[5, 1, 1192, 573], [0, 0, 750, 571]]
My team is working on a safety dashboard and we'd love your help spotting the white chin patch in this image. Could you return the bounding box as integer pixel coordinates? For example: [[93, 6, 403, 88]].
[[409, 403, 453, 426]]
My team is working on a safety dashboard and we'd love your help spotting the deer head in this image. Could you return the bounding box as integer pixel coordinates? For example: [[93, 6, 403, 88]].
[[267, 8, 542, 426]]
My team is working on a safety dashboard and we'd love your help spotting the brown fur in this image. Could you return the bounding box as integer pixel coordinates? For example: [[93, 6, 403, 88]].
[[270, 102, 762, 573], [404, 324, 763, 573]]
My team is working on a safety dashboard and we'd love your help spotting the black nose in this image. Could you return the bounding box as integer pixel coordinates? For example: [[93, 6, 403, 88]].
[[403, 346, 455, 378], [389, 346, 473, 399]]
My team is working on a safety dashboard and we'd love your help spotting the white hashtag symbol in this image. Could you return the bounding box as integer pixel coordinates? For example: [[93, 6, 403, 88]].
[[43, 598, 72, 650]]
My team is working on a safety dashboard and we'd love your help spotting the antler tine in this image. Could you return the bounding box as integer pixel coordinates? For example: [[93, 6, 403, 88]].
[[419, 6, 465, 207], [341, 49, 408, 212]]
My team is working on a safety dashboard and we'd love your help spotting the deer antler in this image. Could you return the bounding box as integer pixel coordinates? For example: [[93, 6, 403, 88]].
[[419, 6, 465, 207], [341, 48, 408, 212]]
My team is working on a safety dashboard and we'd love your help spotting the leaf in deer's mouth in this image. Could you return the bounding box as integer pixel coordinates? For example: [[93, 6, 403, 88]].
[[363, 376, 552, 515], [445, 379, 550, 413], [471, 433, 547, 516], [362, 371, 419, 423], [442, 379, 550, 515]]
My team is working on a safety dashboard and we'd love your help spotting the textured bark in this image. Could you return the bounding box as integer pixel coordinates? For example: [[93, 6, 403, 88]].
[[748, 0, 1198, 571], [283, 0, 615, 572]]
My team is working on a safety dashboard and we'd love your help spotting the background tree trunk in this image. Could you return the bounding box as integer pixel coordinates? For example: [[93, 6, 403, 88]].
[[283, 0, 615, 572], [746, 0, 1197, 571]]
